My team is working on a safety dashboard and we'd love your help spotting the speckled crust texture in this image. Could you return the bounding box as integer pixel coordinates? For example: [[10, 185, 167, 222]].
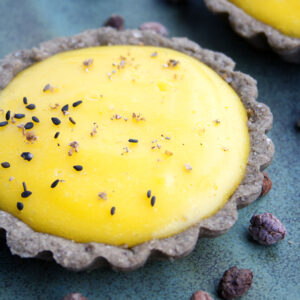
[[204, 0, 300, 63], [0, 28, 274, 271]]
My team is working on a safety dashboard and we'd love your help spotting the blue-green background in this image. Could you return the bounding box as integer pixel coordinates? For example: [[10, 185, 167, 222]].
[[0, 0, 299, 299]]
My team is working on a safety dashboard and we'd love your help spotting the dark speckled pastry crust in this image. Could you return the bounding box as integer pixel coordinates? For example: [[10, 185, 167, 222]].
[[204, 0, 300, 64], [0, 28, 274, 271]]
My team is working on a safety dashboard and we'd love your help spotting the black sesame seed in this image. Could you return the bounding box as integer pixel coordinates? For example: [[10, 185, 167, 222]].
[[23, 97, 28, 104], [22, 182, 27, 191], [21, 191, 32, 198], [72, 100, 83, 107], [51, 179, 59, 188], [21, 152, 33, 161], [61, 104, 69, 112], [17, 202, 24, 211], [0, 121, 8, 127], [51, 117, 61, 125], [147, 190, 151, 198], [26, 104, 36, 110], [5, 110, 10, 121], [1, 162, 10, 168], [54, 131, 60, 139], [69, 117, 76, 124], [73, 165, 83, 171], [110, 206, 116, 215], [32, 116, 39, 123], [128, 139, 138, 143], [14, 114, 25, 119], [24, 122, 34, 130], [151, 196, 156, 207]]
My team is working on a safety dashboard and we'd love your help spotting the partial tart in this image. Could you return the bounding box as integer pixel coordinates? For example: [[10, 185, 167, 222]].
[[0, 28, 274, 271], [204, 0, 300, 63]]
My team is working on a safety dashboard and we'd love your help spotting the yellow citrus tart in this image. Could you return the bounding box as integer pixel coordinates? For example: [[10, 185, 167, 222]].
[[0, 28, 274, 271], [204, 0, 300, 63]]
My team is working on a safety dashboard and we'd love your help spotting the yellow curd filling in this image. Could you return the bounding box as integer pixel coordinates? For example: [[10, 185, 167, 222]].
[[230, 0, 300, 39], [0, 46, 250, 246]]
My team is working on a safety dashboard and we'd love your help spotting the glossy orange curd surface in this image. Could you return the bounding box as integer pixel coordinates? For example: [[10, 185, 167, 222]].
[[0, 46, 250, 246]]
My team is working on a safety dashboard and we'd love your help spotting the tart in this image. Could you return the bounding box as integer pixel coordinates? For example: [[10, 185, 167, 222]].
[[0, 28, 274, 271], [204, 0, 300, 63]]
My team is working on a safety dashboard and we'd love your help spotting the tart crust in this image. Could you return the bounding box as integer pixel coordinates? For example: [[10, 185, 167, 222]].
[[204, 0, 300, 64], [0, 28, 274, 271]]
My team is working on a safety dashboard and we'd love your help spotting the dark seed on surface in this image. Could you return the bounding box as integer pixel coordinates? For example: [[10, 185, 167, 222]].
[[32, 116, 39, 123], [110, 206, 116, 215], [69, 117, 76, 124], [61, 104, 69, 112], [51, 179, 60, 188], [73, 165, 83, 171], [26, 104, 36, 110], [103, 15, 124, 31], [23, 97, 28, 104], [147, 190, 151, 198], [0, 121, 8, 127], [128, 139, 138, 143], [5, 110, 10, 120], [72, 100, 83, 107], [24, 122, 34, 130], [54, 131, 60, 139], [1, 162, 10, 168], [14, 114, 25, 119], [21, 191, 32, 198], [151, 196, 156, 206], [17, 202, 24, 211], [51, 117, 61, 125], [21, 152, 33, 161]]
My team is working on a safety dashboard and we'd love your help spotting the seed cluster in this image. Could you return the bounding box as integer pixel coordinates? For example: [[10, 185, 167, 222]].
[[0, 53, 194, 217]]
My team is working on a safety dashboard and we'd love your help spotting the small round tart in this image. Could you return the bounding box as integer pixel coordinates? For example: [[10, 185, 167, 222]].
[[0, 28, 274, 271], [204, 0, 300, 63]]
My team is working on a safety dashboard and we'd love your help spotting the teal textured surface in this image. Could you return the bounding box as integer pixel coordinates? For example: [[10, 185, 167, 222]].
[[0, 0, 299, 299]]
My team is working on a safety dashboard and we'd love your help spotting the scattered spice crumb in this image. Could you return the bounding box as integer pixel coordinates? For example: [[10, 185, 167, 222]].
[[43, 83, 55, 92], [68, 141, 79, 156], [164, 150, 173, 156], [151, 51, 158, 57], [9, 176, 14, 181], [90, 124, 98, 137], [98, 192, 108, 200], [50, 103, 60, 110], [213, 119, 221, 125], [184, 163, 192, 171], [25, 131, 38, 143], [83, 58, 94, 69]]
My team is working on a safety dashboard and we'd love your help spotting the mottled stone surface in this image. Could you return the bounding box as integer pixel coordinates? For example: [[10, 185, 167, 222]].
[[0, 0, 299, 299]]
